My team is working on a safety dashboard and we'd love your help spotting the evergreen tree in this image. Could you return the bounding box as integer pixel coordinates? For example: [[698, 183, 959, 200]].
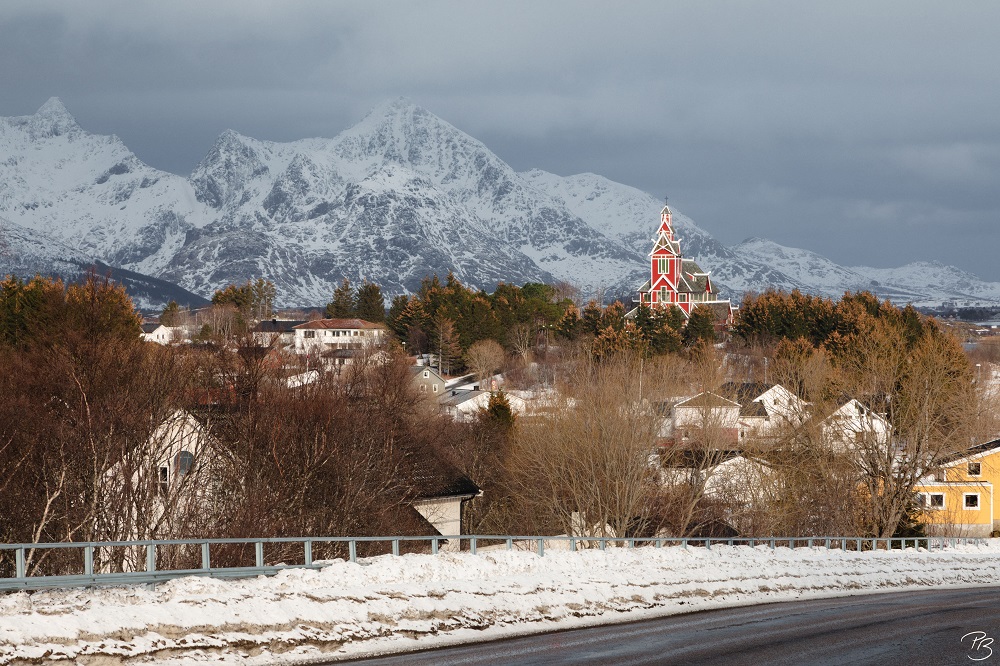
[[600, 300, 626, 331], [326, 278, 355, 318], [400, 296, 430, 353], [434, 315, 462, 375], [160, 301, 180, 327], [581, 300, 604, 336], [211, 278, 275, 324], [386, 294, 410, 339], [683, 305, 716, 347], [354, 282, 385, 323], [554, 304, 581, 340], [484, 389, 516, 428]]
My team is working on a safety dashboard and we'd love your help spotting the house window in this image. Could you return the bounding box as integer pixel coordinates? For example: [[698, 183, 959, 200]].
[[933, 469, 946, 483], [423, 370, 429, 379], [929, 493, 945, 508], [303, 330, 315, 338], [420, 384, 426, 392], [969, 462, 982, 476], [964, 493, 980, 509], [158, 466, 169, 494], [176, 451, 194, 477], [433, 384, 439, 393]]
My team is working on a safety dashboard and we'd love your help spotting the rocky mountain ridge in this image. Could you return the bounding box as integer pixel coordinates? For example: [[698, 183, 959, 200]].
[[2, 97, 999, 309]]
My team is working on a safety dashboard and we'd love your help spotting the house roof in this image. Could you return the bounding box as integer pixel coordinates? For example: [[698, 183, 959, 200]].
[[293, 318, 386, 330], [409, 366, 445, 382], [701, 300, 735, 323], [141, 322, 165, 333], [253, 319, 307, 333], [720, 382, 771, 404], [439, 389, 487, 408], [408, 442, 482, 500], [936, 437, 1000, 467], [676, 392, 741, 409], [739, 400, 769, 418]]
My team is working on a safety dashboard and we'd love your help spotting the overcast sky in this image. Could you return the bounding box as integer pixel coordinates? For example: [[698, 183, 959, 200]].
[[3, 1, 1000, 279]]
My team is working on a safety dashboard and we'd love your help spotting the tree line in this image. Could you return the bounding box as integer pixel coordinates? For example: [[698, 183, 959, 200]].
[[1, 269, 990, 570]]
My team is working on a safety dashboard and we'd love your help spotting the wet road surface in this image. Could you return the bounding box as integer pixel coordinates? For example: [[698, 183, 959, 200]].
[[340, 587, 1000, 665]]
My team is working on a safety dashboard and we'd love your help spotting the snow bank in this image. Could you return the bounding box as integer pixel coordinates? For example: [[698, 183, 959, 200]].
[[4, 541, 1000, 664]]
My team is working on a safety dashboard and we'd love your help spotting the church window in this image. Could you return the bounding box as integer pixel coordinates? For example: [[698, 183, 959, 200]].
[[657, 258, 667, 274], [660, 286, 667, 302], [678, 293, 688, 303]]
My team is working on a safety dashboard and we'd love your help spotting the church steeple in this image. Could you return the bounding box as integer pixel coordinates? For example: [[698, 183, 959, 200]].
[[659, 199, 675, 239]]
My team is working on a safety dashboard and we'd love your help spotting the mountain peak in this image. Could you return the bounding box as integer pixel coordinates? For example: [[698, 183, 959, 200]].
[[29, 96, 81, 138], [351, 97, 439, 135]]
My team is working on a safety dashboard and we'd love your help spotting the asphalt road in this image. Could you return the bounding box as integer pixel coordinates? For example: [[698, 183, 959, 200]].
[[340, 588, 1000, 665]]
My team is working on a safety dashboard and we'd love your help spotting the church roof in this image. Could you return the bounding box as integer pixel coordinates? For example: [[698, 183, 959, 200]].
[[650, 235, 681, 256]]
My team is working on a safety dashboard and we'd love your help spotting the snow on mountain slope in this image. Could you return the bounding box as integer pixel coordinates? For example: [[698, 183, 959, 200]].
[[0, 98, 205, 277], [734, 237, 1000, 306], [0, 215, 90, 277]]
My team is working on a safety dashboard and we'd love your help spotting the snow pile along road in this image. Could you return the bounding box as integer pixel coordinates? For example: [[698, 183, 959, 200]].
[[3, 542, 1000, 664]]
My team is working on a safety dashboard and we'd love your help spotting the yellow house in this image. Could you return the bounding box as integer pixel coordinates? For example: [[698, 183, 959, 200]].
[[915, 438, 1000, 537]]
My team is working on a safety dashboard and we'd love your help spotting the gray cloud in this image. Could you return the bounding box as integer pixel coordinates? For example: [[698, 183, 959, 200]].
[[3, 0, 999, 279]]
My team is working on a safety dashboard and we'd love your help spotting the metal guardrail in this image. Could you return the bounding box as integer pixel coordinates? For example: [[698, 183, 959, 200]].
[[0, 534, 986, 592]]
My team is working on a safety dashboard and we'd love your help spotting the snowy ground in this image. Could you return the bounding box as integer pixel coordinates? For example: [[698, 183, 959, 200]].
[[4, 541, 1000, 665]]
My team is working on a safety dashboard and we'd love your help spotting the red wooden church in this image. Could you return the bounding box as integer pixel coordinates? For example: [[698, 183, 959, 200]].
[[629, 203, 735, 326]]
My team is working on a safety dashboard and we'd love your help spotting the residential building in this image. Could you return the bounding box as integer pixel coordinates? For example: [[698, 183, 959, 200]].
[[915, 438, 1000, 537], [410, 365, 446, 398], [292, 318, 388, 368], [252, 319, 307, 348], [140, 323, 182, 345]]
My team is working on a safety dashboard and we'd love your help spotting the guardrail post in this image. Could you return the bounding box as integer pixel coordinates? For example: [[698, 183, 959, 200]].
[[683, 538, 688, 550], [770, 538, 775, 550], [15, 548, 25, 579], [304, 540, 312, 567], [600, 539, 607, 551], [84, 545, 94, 576], [656, 539, 663, 548], [570, 538, 577, 552], [349, 540, 357, 563], [146, 544, 156, 572], [706, 538, 711, 551], [431, 538, 439, 555], [628, 539, 635, 549], [470, 537, 477, 555], [201, 542, 211, 570], [392, 539, 400, 557], [537, 538, 544, 557], [506, 537, 513, 551], [255, 541, 264, 567]]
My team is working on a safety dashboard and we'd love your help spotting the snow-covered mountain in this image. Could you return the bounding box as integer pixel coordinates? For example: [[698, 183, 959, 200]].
[[2, 97, 999, 308]]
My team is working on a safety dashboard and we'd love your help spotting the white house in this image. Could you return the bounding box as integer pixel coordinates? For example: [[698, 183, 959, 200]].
[[140, 323, 183, 345], [820, 398, 892, 451], [720, 382, 810, 443], [292, 318, 388, 368], [439, 389, 527, 422], [666, 392, 742, 445]]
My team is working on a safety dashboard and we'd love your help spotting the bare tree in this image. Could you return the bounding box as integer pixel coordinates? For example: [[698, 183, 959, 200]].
[[465, 339, 505, 385], [506, 353, 666, 539]]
